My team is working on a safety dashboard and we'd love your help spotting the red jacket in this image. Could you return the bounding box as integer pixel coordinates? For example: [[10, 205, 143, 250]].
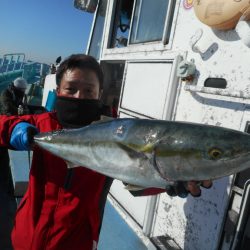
[[0, 112, 113, 250], [0, 112, 164, 250]]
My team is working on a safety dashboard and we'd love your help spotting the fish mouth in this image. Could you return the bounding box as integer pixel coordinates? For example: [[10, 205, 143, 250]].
[[34, 132, 56, 144], [34, 130, 65, 142], [34, 135, 52, 143]]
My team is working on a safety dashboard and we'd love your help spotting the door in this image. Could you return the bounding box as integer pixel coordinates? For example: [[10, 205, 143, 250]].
[[110, 57, 181, 229]]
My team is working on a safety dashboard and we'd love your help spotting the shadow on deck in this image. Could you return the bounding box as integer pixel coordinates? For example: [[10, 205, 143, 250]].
[[0, 148, 16, 250]]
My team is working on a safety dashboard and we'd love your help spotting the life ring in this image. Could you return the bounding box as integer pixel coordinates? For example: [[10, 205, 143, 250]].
[[193, 0, 250, 30]]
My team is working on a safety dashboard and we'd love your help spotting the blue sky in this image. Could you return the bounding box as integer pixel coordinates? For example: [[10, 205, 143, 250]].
[[0, 0, 93, 64]]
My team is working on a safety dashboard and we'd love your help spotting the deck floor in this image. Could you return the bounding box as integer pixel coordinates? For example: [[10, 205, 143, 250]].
[[99, 200, 147, 250]]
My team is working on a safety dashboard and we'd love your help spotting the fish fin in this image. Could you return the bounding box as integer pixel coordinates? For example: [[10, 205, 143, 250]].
[[91, 115, 114, 125], [124, 184, 145, 191], [66, 161, 78, 169], [118, 143, 149, 160], [122, 138, 162, 154], [124, 142, 156, 154]]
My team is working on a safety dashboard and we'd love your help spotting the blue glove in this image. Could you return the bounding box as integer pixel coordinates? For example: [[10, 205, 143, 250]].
[[10, 122, 39, 151]]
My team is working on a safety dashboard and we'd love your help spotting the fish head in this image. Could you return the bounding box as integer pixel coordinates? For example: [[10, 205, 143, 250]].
[[33, 119, 250, 185], [153, 123, 250, 181]]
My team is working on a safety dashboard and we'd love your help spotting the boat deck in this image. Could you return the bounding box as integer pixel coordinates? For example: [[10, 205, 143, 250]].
[[99, 200, 147, 250]]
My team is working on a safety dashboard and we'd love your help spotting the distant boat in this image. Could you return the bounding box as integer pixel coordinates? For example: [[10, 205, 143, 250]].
[[0, 53, 50, 106], [0, 53, 50, 85]]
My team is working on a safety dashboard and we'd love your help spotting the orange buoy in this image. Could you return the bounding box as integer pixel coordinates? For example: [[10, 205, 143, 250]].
[[193, 0, 250, 30]]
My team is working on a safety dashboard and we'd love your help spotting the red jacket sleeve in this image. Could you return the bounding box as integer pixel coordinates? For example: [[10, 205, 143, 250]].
[[0, 114, 41, 147], [0, 112, 61, 148]]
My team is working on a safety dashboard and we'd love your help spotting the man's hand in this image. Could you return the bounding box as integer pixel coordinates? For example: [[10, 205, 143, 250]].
[[166, 180, 212, 198], [187, 180, 212, 196], [10, 122, 39, 150]]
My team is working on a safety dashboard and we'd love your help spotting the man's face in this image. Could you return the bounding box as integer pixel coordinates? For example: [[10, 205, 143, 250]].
[[57, 68, 101, 100]]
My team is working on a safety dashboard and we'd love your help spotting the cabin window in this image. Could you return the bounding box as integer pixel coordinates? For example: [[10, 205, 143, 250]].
[[88, 0, 108, 59], [109, 0, 175, 48], [130, 0, 170, 44], [110, 0, 134, 48]]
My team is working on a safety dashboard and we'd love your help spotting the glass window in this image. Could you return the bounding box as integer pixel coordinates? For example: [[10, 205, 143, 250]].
[[130, 0, 169, 44], [88, 0, 108, 59], [109, 0, 134, 48]]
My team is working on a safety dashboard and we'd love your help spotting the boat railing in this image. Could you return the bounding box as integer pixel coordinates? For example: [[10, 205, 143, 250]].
[[0, 53, 26, 83], [0, 53, 26, 73]]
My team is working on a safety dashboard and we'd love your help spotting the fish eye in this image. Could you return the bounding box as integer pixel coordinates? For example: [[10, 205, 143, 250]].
[[208, 148, 223, 159]]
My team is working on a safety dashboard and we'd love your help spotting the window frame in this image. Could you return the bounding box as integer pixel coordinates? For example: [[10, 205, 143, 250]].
[[128, 0, 175, 45], [106, 0, 177, 51], [86, 0, 109, 59]]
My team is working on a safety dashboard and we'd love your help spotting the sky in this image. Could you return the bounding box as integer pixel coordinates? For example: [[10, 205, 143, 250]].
[[0, 0, 94, 64]]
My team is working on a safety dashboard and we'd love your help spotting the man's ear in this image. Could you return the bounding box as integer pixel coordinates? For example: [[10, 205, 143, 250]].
[[56, 86, 60, 95], [99, 89, 103, 100]]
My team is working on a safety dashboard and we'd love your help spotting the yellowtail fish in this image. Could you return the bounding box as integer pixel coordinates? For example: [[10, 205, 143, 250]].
[[34, 118, 250, 189]]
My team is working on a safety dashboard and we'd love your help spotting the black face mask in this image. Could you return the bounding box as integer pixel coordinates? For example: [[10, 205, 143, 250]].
[[55, 96, 110, 128]]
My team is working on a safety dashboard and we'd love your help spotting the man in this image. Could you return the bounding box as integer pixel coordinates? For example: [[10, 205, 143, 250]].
[[0, 76, 29, 248], [0, 77, 28, 115], [0, 54, 211, 250]]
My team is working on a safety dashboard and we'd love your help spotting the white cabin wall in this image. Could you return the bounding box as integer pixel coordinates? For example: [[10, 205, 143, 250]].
[[95, 0, 250, 249], [153, 178, 233, 250], [151, 2, 250, 250], [172, 2, 250, 92], [42, 74, 56, 107]]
